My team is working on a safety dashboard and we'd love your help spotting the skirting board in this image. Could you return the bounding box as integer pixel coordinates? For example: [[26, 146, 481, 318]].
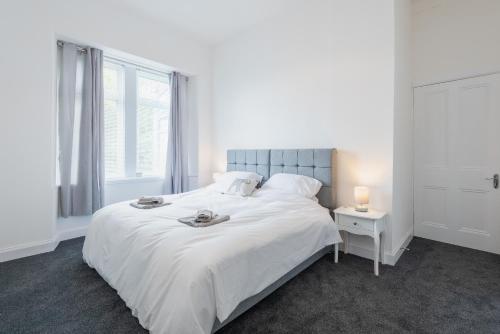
[[388, 231, 413, 265], [0, 223, 89, 263], [57, 224, 89, 242], [343, 231, 413, 266], [0, 239, 57, 263]]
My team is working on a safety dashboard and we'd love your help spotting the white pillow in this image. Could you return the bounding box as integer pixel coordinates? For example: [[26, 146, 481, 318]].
[[261, 173, 322, 198], [212, 171, 262, 195]]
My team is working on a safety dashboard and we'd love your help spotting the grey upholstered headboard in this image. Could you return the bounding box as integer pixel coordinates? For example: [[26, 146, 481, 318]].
[[227, 149, 337, 209]]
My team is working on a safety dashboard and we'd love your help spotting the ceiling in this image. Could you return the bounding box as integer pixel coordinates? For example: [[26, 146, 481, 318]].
[[114, 0, 302, 45]]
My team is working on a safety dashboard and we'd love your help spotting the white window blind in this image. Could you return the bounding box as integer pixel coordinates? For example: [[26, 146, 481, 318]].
[[103, 62, 126, 179], [136, 70, 170, 177], [102, 58, 170, 181]]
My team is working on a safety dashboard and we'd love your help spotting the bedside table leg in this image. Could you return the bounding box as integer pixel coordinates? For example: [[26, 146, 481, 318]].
[[343, 231, 349, 254], [334, 243, 338, 263], [380, 232, 385, 265], [374, 232, 380, 276]]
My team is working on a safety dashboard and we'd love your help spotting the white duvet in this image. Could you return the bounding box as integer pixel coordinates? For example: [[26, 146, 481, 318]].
[[82, 186, 342, 334]]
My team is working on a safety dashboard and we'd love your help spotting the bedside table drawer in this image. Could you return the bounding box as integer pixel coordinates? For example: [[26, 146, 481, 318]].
[[338, 215, 373, 232]]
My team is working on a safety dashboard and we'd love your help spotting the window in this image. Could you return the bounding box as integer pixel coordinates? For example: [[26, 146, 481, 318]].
[[103, 62, 125, 179], [136, 71, 170, 177], [103, 59, 170, 180]]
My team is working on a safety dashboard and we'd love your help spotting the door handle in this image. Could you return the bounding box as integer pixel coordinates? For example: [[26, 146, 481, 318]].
[[485, 174, 499, 189]]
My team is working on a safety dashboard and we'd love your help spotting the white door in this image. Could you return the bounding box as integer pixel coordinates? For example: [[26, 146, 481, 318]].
[[414, 73, 500, 254]]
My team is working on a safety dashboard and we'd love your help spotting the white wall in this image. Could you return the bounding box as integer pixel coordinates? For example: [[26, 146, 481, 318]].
[[0, 0, 212, 259], [392, 0, 414, 254], [213, 0, 400, 258], [412, 0, 500, 85]]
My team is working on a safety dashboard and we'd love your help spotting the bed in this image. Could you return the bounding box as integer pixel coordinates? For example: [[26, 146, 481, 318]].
[[82, 149, 341, 334]]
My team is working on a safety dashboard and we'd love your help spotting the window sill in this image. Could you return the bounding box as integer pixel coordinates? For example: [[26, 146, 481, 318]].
[[106, 176, 164, 185]]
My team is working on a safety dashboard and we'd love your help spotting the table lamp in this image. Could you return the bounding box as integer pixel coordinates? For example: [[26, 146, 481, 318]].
[[354, 186, 369, 212]]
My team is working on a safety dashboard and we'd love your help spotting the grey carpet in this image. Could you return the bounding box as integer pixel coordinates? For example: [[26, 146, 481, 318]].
[[1, 237, 499, 334]]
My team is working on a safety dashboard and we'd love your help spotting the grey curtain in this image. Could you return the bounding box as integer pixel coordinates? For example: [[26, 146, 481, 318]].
[[164, 72, 189, 194], [58, 43, 78, 218], [58, 42, 104, 217]]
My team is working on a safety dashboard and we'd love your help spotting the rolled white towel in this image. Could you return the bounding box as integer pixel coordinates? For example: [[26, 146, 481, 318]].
[[194, 209, 214, 223]]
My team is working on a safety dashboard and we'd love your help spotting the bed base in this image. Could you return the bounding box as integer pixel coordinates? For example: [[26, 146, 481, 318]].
[[211, 244, 335, 333]]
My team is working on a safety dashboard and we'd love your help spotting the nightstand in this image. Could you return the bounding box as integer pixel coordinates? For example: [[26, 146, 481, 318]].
[[333, 207, 387, 276]]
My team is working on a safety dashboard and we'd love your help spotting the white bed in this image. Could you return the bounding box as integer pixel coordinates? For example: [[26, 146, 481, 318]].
[[83, 185, 341, 334]]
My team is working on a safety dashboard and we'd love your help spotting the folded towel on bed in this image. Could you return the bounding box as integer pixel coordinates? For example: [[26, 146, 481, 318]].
[[137, 196, 164, 205], [130, 196, 170, 209], [178, 210, 230, 227], [130, 202, 170, 209]]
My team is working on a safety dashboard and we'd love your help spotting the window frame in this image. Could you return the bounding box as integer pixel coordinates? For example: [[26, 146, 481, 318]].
[[103, 56, 171, 183]]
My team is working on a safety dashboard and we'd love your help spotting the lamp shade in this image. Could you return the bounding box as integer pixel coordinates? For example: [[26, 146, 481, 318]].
[[354, 186, 370, 205]]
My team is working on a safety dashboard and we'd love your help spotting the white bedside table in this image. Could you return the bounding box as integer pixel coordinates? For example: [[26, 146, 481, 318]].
[[333, 207, 387, 276]]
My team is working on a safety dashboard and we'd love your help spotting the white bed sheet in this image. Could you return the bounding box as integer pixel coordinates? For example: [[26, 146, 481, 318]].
[[82, 186, 342, 334]]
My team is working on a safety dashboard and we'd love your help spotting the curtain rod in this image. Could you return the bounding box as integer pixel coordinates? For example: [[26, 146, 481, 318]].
[[57, 40, 176, 78], [104, 55, 172, 77], [57, 40, 88, 54]]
